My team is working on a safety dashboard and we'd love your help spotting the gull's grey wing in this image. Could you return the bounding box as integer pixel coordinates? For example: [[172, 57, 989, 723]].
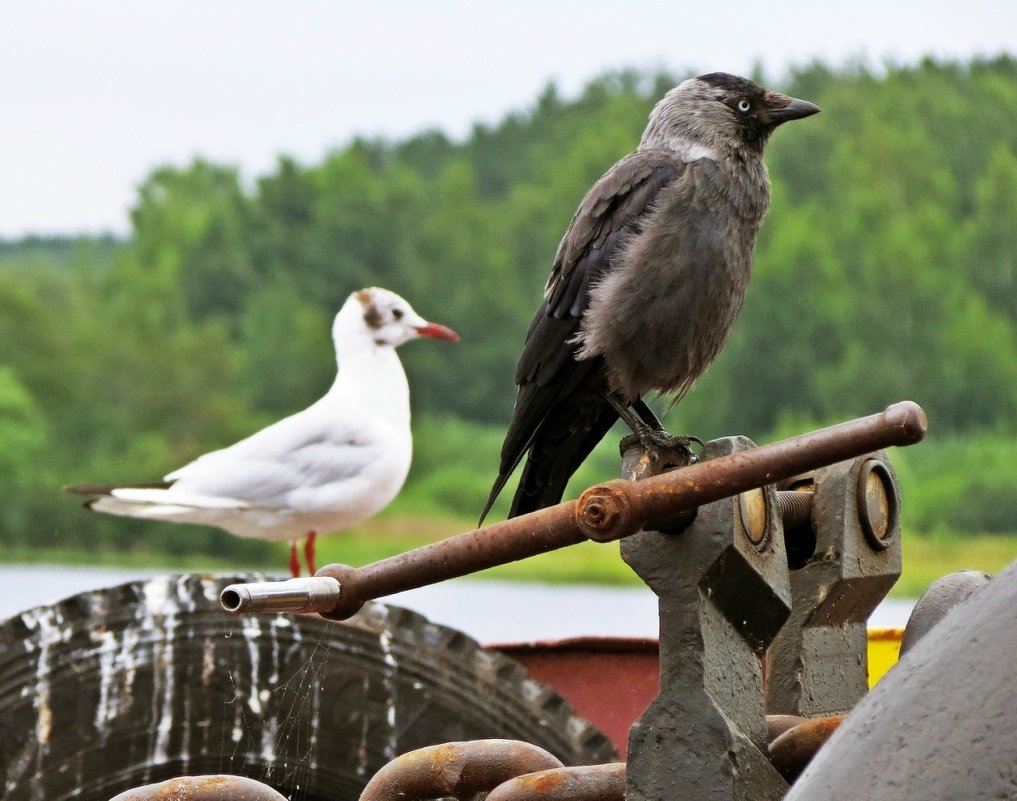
[[165, 410, 386, 508]]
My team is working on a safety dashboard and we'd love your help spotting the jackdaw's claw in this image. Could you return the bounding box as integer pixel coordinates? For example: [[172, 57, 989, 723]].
[[619, 429, 702, 468]]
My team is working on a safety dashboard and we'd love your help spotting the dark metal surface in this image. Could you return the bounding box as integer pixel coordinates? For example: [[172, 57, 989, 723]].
[[621, 436, 792, 801], [490, 639, 901, 763], [899, 569, 990, 654], [357, 740, 564, 801], [784, 561, 1017, 801], [765, 453, 903, 716], [222, 402, 926, 619], [486, 763, 626, 801], [107, 775, 287, 801]]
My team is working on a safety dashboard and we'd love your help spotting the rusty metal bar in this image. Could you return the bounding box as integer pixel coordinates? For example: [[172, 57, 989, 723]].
[[486, 763, 626, 801], [221, 500, 587, 616], [574, 401, 925, 541], [108, 775, 287, 801], [766, 714, 809, 743], [768, 714, 845, 782], [357, 739, 564, 801], [221, 401, 926, 619], [315, 501, 588, 619]]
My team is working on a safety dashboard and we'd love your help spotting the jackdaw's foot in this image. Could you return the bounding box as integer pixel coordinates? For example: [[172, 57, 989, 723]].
[[619, 429, 701, 479], [620, 428, 703, 456]]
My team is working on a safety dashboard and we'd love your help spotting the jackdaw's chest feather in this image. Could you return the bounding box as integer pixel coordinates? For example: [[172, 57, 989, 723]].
[[575, 166, 767, 401]]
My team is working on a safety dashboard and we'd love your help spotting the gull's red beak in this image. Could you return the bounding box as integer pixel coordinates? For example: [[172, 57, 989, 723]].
[[415, 322, 460, 341]]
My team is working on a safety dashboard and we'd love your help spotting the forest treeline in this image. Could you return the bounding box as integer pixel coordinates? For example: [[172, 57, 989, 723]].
[[3, 56, 1017, 559]]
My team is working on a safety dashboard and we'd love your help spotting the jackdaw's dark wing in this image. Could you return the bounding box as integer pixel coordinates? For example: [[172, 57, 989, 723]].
[[480, 150, 688, 523]]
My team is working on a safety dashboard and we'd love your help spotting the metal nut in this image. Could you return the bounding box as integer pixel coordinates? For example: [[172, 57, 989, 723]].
[[576, 484, 633, 542]]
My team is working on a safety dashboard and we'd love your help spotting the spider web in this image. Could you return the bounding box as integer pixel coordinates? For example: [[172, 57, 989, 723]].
[[219, 612, 333, 801]]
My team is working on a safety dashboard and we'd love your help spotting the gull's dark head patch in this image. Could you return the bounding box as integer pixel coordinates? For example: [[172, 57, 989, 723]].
[[356, 289, 384, 329]]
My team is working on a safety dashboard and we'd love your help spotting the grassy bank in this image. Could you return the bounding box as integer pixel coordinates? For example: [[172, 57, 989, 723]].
[[895, 533, 1016, 597], [6, 513, 1015, 599], [32, 414, 1017, 584]]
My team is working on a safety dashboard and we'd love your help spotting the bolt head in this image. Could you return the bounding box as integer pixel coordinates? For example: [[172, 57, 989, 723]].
[[576, 484, 633, 542], [739, 488, 769, 547], [857, 459, 898, 550]]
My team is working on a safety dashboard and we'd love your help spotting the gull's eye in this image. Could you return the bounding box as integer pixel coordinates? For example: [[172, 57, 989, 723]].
[[392, 308, 405, 320], [737, 98, 751, 113]]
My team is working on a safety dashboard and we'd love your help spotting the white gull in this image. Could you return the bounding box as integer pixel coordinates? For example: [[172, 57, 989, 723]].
[[66, 287, 458, 576]]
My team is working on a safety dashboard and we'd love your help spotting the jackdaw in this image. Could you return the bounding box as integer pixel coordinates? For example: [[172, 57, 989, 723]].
[[481, 72, 820, 522]]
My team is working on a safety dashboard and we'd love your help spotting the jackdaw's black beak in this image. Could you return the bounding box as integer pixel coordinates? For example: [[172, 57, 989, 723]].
[[768, 96, 821, 125]]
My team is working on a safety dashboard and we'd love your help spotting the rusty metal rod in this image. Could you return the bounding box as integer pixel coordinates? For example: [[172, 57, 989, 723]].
[[766, 714, 809, 744], [357, 739, 564, 801], [317, 500, 587, 619], [577, 404, 927, 540], [222, 500, 587, 616], [108, 775, 287, 801], [221, 401, 925, 619], [574, 401, 924, 541], [768, 713, 846, 782], [486, 763, 626, 801]]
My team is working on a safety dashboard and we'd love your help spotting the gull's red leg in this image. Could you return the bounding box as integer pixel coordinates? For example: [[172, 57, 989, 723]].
[[289, 541, 301, 578], [304, 531, 318, 576]]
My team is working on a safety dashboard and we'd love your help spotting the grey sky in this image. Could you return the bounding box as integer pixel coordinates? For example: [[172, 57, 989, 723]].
[[3, 0, 1015, 237]]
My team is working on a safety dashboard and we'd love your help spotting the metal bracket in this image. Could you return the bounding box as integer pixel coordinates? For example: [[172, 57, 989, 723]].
[[621, 436, 792, 801], [765, 452, 903, 716]]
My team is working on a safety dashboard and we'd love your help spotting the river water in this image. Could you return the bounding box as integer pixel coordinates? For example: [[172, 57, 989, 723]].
[[0, 564, 915, 643]]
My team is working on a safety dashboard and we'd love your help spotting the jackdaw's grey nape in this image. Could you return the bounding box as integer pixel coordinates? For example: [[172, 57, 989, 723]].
[[480, 72, 820, 523]]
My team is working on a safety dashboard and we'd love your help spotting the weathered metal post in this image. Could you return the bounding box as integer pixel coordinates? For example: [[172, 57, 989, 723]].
[[765, 453, 902, 716], [784, 561, 1016, 801], [620, 437, 792, 801]]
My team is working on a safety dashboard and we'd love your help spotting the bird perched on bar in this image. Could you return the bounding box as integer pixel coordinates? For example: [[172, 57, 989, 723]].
[[66, 287, 459, 577], [481, 72, 820, 522]]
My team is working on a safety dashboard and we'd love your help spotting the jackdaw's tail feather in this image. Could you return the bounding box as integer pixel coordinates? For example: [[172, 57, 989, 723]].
[[507, 403, 618, 519]]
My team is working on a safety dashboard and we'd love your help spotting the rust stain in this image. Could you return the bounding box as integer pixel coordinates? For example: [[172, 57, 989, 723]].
[[769, 713, 846, 781], [523, 771, 567, 791]]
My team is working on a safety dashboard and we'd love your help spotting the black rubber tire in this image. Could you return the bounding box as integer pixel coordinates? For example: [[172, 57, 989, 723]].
[[0, 573, 616, 801]]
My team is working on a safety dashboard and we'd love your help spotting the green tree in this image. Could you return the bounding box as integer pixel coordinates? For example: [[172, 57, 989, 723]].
[[966, 144, 1017, 319], [237, 283, 334, 417], [131, 160, 256, 319], [0, 367, 50, 539]]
